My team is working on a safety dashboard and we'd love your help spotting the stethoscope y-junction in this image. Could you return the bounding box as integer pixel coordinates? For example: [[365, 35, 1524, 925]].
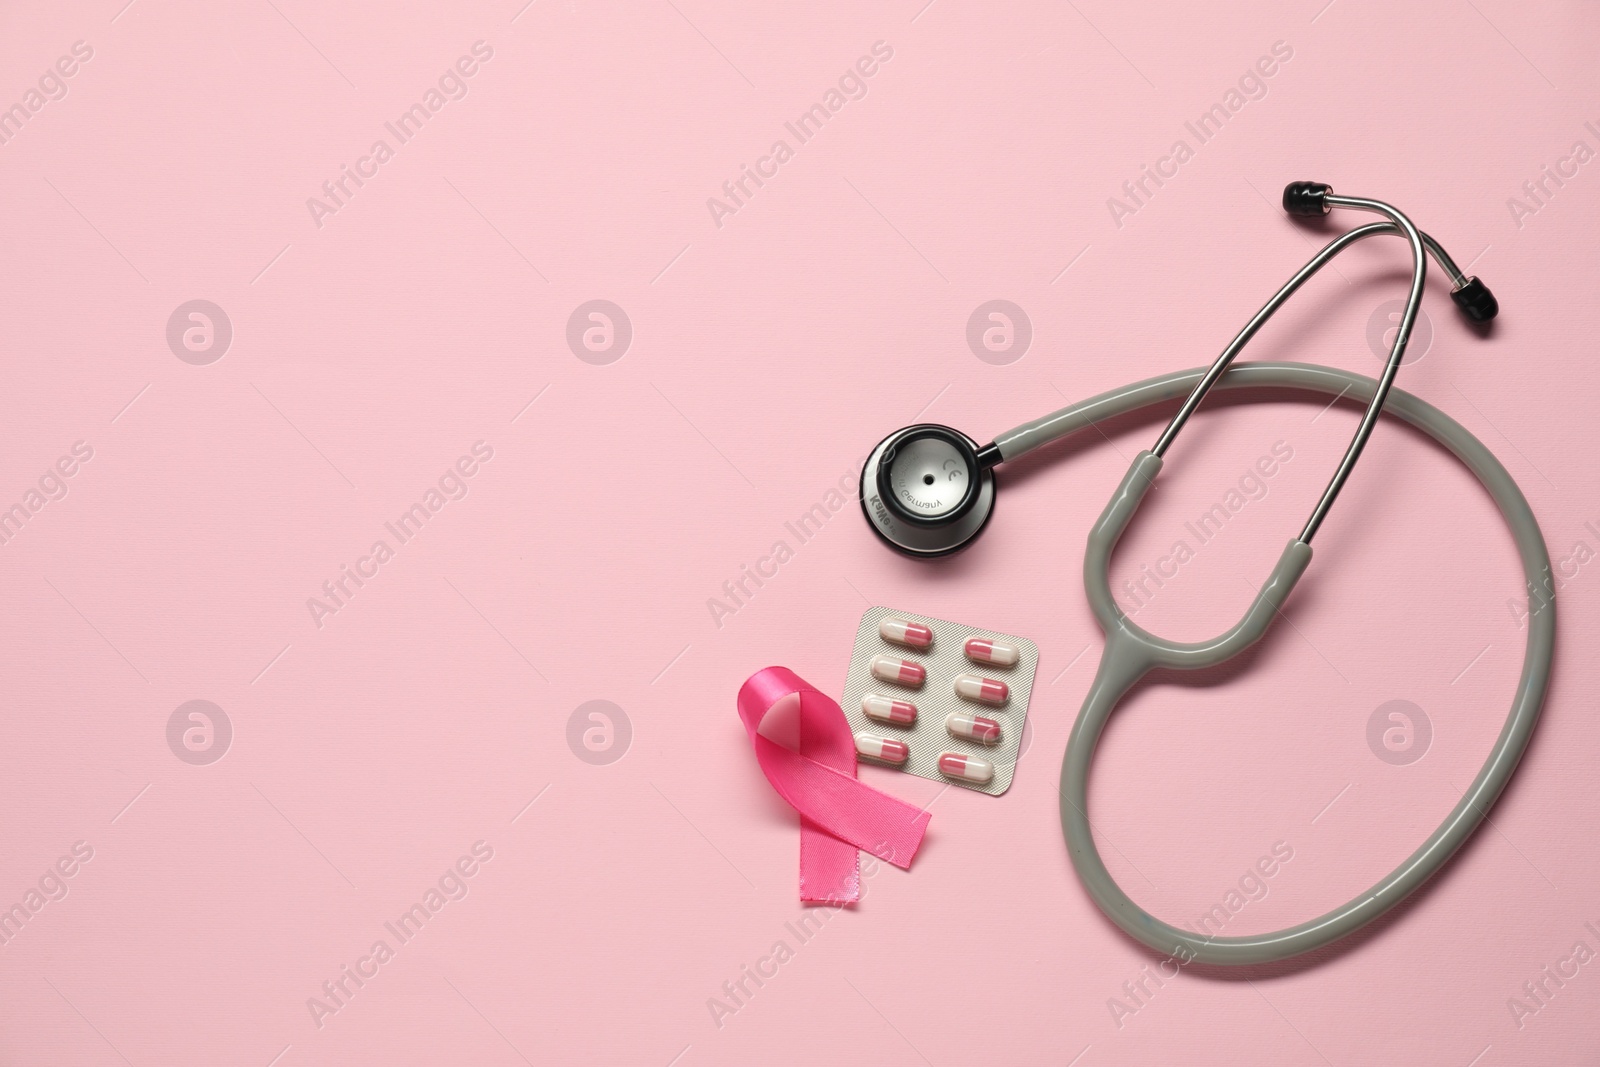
[[860, 182, 1552, 966]]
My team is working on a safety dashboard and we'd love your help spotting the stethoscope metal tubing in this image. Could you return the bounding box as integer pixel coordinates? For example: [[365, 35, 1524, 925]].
[[1147, 196, 1428, 544], [991, 222, 1469, 464]]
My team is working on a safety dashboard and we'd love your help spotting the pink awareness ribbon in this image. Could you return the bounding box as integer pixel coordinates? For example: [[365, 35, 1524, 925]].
[[737, 666, 930, 904]]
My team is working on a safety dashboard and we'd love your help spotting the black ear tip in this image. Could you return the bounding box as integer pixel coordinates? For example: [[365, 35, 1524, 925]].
[[1451, 276, 1499, 322], [1283, 181, 1332, 216]]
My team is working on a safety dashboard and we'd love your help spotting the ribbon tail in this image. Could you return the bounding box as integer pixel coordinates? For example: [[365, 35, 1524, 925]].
[[754, 736, 930, 868], [799, 814, 860, 904]]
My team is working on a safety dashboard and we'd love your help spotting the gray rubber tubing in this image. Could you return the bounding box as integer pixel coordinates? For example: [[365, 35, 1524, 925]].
[[1015, 361, 1555, 966]]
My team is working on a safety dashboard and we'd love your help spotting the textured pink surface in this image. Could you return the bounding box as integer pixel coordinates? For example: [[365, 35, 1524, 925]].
[[1, 1, 1597, 1063]]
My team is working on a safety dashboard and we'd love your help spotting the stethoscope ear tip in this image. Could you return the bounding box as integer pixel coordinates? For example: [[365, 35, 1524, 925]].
[[1282, 181, 1333, 216], [1451, 276, 1499, 322]]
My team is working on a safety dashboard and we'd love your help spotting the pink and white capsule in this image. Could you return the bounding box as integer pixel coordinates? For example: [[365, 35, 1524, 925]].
[[862, 694, 918, 725], [938, 752, 995, 784], [964, 636, 1020, 668], [879, 617, 934, 651], [945, 711, 1002, 745], [855, 733, 910, 765], [954, 673, 1009, 706], [870, 655, 926, 688]]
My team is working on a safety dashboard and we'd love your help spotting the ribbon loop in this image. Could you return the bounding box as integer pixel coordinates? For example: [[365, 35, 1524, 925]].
[[738, 666, 930, 903]]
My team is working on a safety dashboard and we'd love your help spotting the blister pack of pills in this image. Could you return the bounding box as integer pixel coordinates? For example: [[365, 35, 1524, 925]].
[[841, 606, 1039, 796]]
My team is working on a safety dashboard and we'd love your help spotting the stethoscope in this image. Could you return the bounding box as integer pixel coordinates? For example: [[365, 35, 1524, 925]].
[[859, 183, 1554, 966]]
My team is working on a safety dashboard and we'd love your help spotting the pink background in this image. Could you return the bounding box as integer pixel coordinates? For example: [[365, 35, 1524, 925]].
[[2, 0, 1597, 1063]]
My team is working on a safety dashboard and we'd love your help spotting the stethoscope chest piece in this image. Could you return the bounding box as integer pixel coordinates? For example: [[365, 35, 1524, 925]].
[[861, 424, 995, 557]]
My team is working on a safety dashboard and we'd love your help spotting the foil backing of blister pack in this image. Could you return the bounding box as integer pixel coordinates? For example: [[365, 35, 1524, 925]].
[[841, 606, 1038, 796]]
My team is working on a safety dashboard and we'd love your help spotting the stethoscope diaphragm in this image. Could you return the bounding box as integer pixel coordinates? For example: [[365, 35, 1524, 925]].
[[860, 424, 994, 557]]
